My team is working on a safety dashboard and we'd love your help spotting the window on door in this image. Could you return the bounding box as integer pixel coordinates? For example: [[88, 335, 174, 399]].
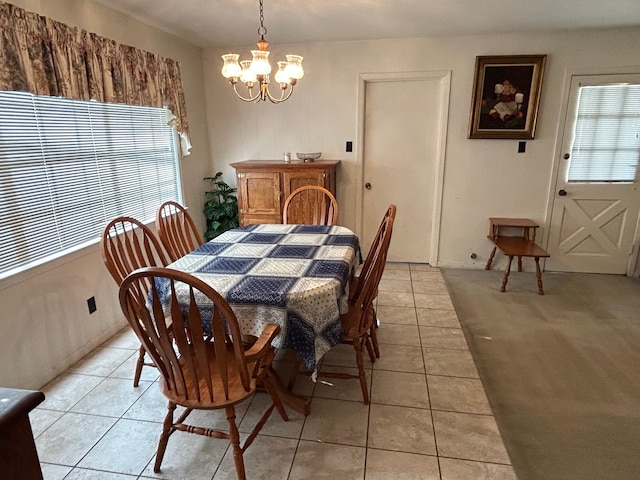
[[567, 84, 640, 183], [0, 91, 183, 279]]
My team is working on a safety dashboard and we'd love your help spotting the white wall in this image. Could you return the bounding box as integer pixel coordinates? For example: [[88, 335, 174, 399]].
[[204, 28, 640, 270], [0, 0, 210, 389]]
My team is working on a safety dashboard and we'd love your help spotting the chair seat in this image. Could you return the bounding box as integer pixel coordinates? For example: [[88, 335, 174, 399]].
[[160, 343, 258, 410], [348, 275, 380, 361], [341, 306, 374, 340]]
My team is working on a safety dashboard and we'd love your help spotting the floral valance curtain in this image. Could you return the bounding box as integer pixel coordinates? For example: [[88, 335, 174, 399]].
[[0, 2, 190, 137]]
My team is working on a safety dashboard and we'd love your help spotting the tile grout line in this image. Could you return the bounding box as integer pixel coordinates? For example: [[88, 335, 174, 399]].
[[411, 263, 444, 480]]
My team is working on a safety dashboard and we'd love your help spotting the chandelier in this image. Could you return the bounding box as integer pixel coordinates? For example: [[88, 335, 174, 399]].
[[221, 0, 304, 104]]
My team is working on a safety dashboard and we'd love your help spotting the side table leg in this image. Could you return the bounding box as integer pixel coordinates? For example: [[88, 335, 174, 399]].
[[517, 255, 523, 272], [535, 256, 545, 295], [485, 246, 497, 270], [501, 256, 513, 292]]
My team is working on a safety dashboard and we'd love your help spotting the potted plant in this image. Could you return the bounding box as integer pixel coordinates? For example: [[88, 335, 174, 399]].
[[203, 172, 239, 240]]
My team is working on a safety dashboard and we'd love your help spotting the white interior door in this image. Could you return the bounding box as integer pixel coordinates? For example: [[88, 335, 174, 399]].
[[360, 73, 449, 263], [546, 74, 640, 274]]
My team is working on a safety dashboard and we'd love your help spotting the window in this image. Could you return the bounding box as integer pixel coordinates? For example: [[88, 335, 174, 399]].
[[0, 91, 182, 279], [568, 84, 640, 182]]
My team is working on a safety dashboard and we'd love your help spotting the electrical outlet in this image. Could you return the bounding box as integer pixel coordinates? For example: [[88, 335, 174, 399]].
[[518, 141, 526, 153], [87, 296, 97, 314], [346, 141, 353, 152]]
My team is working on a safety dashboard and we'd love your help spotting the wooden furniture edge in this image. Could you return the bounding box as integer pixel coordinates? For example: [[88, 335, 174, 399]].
[[488, 235, 550, 258], [230, 159, 341, 169]]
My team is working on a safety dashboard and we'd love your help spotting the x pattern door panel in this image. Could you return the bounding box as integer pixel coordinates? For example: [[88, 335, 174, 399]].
[[548, 186, 639, 273]]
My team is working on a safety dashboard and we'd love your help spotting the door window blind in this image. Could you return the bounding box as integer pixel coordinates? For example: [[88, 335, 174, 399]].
[[0, 91, 182, 279], [568, 84, 640, 182]]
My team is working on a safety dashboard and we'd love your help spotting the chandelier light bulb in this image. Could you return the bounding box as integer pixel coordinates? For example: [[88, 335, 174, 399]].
[[221, 54, 241, 79], [250, 50, 271, 76], [274, 61, 290, 84], [284, 55, 304, 80], [239, 60, 257, 84]]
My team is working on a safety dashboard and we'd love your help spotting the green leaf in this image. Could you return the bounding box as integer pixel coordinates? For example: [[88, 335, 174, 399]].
[[203, 172, 239, 238]]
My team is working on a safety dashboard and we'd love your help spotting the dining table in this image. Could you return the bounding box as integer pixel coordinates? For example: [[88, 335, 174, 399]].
[[163, 223, 361, 414]]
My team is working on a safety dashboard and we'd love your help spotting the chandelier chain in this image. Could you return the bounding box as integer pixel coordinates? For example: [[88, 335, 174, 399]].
[[257, 0, 267, 38]]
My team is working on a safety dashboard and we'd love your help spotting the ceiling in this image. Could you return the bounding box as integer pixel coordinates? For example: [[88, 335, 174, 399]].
[[91, 0, 640, 49]]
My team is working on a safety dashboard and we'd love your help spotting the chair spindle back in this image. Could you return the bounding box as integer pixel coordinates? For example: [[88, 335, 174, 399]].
[[101, 216, 169, 285], [282, 185, 339, 225], [156, 201, 203, 262]]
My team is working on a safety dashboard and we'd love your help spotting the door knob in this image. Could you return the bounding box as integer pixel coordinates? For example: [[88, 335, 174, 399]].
[[365, 182, 372, 190], [558, 189, 568, 196]]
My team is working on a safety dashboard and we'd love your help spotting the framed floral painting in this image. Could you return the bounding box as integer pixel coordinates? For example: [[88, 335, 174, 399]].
[[468, 55, 547, 139]]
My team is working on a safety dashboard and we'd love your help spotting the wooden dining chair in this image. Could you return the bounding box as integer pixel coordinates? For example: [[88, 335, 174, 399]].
[[119, 267, 287, 479], [282, 185, 338, 225], [289, 205, 396, 404], [101, 216, 170, 387], [350, 204, 397, 360], [337, 205, 395, 403], [156, 200, 204, 262]]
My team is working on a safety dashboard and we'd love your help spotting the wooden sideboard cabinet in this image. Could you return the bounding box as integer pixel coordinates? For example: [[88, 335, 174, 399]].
[[231, 160, 340, 226]]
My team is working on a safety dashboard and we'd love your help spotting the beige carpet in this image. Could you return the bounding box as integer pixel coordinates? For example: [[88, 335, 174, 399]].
[[441, 267, 640, 480]]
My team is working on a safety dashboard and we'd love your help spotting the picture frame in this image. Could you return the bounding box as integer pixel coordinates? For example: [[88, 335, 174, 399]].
[[468, 54, 547, 139]]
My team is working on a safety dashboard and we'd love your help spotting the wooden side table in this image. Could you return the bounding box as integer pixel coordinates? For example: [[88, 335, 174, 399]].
[[485, 217, 550, 295], [0, 387, 45, 480]]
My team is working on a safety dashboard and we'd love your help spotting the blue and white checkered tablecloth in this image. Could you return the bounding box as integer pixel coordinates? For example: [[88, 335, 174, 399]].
[[165, 224, 361, 372]]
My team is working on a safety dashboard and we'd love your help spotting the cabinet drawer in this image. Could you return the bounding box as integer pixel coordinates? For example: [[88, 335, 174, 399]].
[[240, 215, 281, 226]]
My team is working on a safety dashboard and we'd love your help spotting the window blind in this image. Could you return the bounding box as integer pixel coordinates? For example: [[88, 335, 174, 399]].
[[0, 91, 182, 278], [568, 84, 640, 182]]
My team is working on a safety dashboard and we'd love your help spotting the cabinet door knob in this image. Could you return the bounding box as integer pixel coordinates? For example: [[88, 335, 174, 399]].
[[365, 182, 372, 190], [558, 189, 568, 196]]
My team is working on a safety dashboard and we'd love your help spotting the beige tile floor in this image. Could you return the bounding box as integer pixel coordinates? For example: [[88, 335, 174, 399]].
[[33, 263, 517, 480]]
